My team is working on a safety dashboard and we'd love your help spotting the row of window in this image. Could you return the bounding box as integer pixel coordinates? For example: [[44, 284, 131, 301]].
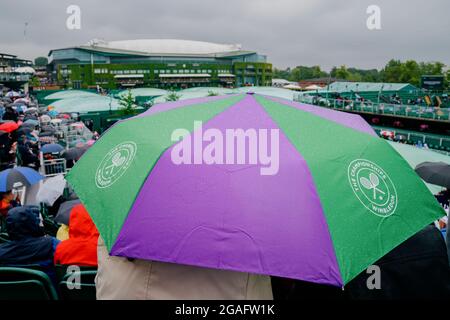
[[108, 69, 151, 75], [94, 69, 219, 75]]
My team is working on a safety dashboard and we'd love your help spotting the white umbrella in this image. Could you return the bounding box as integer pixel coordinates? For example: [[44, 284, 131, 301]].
[[6, 91, 20, 98], [40, 114, 51, 123], [304, 84, 323, 90], [36, 175, 67, 206], [14, 98, 31, 104], [14, 67, 36, 74]]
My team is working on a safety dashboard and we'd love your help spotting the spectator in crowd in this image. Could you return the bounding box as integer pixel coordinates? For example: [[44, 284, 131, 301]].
[[54, 204, 99, 267], [17, 135, 40, 168], [274, 224, 450, 299], [0, 190, 21, 221], [2, 107, 18, 122], [0, 206, 59, 270], [95, 236, 273, 300], [344, 224, 450, 299]]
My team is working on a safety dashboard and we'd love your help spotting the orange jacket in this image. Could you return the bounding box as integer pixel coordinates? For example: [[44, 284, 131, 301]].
[[54, 204, 99, 267]]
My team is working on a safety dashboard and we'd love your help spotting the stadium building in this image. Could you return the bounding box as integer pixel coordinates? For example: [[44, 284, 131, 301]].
[[0, 53, 34, 90], [48, 39, 272, 89]]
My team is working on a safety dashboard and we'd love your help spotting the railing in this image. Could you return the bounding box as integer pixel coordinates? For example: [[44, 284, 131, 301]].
[[372, 126, 450, 153], [295, 95, 450, 122], [41, 159, 67, 177]]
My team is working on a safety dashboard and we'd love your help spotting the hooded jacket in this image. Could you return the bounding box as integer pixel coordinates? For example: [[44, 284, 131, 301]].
[[0, 206, 58, 266], [54, 204, 99, 266]]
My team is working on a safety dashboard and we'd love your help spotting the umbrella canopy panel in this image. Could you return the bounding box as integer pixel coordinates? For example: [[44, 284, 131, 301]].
[[66, 93, 444, 286], [415, 162, 450, 189], [0, 167, 44, 192]]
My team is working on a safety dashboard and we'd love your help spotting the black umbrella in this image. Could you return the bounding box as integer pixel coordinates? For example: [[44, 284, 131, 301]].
[[0, 167, 44, 192], [41, 125, 56, 134], [39, 131, 55, 137], [62, 145, 89, 161], [21, 121, 37, 128], [415, 161, 450, 189], [16, 127, 33, 135], [54, 199, 81, 225]]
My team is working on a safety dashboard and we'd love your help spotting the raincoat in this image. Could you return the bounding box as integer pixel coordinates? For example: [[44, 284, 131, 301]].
[[54, 204, 99, 266], [0, 206, 59, 266], [95, 236, 273, 300]]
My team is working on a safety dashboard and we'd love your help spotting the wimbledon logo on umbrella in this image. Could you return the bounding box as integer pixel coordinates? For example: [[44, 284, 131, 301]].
[[348, 159, 398, 217], [95, 141, 137, 188]]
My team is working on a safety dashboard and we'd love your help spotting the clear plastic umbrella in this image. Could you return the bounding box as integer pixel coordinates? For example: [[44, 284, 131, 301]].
[[36, 174, 67, 206]]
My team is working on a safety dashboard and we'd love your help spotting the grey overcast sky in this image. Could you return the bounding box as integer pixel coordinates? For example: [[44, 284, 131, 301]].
[[0, 0, 448, 70]]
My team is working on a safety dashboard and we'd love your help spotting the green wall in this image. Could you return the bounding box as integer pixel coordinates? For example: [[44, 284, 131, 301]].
[[56, 61, 272, 89]]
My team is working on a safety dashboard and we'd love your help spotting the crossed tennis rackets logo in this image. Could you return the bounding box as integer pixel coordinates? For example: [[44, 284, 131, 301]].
[[360, 173, 386, 201], [348, 159, 398, 217]]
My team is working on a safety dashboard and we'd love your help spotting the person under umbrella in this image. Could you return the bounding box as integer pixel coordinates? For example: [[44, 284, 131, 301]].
[[0, 190, 21, 223], [17, 136, 41, 168], [0, 131, 14, 169], [2, 107, 18, 122], [54, 199, 82, 226], [63, 146, 89, 169], [54, 204, 99, 267], [0, 206, 60, 282]]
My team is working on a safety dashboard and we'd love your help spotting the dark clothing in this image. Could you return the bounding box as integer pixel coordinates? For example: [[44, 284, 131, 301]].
[[2, 109, 18, 122], [345, 225, 450, 299], [0, 206, 57, 265], [17, 142, 40, 167], [275, 225, 450, 300]]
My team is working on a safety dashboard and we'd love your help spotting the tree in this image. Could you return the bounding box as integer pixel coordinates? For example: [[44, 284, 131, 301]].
[[118, 90, 137, 116], [29, 76, 41, 87], [273, 67, 291, 80], [165, 91, 181, 102], [399, 60, 421, 85], [289, 65, 328, 81], [331, 65, 351, 80], [381, 59, 406, 83], [34, 57, 48, 67]]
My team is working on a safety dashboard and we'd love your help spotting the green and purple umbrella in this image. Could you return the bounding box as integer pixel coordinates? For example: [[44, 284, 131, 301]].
[[66, 94, 444, 287]]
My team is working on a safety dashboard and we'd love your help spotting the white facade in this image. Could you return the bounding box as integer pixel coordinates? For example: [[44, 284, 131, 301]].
[[86, 39, 242, 55]]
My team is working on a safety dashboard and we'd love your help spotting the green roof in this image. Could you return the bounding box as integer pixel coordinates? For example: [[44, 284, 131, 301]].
[[44, 90, 99, 100], [387, 141, 450, 194], [327, 82, 417, 92], [51, 96, 123, 113]]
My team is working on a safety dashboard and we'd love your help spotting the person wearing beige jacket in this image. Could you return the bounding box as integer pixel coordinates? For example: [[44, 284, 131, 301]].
[[95, 236, 273, 300]]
